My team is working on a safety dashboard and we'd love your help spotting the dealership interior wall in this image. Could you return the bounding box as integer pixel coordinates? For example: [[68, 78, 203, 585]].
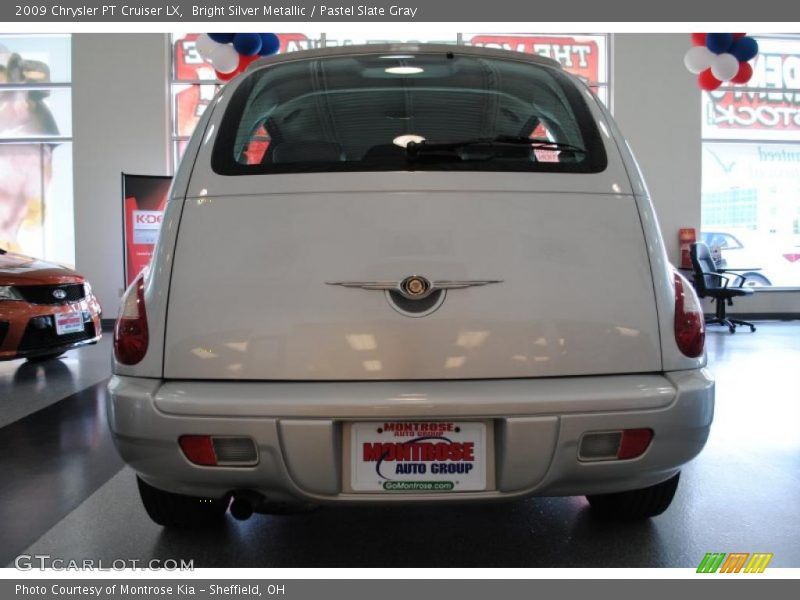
[[70, 33, 798, 319]]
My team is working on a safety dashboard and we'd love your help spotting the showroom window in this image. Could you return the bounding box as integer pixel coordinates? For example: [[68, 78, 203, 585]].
[[702, 35, 800, 288], [0, 34, 74, 266], [169, 32, 609, 168], [462, 33, 609, 105]]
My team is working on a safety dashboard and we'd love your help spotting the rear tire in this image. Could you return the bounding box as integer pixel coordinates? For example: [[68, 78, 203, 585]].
[[136, 476, 228, 528], [586, 472, 680, 519]]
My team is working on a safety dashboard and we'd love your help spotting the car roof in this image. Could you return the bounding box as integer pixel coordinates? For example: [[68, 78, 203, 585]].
[[247, 42, 563, 73]]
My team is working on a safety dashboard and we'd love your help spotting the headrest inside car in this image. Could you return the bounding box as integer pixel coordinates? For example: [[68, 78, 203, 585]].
[[271, 141, 345, 164]]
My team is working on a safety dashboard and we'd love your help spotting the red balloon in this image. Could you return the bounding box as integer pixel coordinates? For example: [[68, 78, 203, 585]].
[[215, 68, 237, 81], [239, 54, 259, 70], [698, 69, 722, 91], [691, 33, 707, 46], [731, 61, 753, 84], [732, 33, 747, 40]]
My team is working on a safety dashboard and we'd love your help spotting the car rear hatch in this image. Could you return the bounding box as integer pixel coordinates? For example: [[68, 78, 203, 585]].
[[163, 181, 661, 380]]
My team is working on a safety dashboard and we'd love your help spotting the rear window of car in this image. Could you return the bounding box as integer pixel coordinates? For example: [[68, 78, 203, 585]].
[[211, 51, 607, 175]]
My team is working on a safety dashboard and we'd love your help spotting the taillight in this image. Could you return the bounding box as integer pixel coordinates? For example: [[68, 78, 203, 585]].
[[114, 274, 148, 365], [673, 271, 705, 358]]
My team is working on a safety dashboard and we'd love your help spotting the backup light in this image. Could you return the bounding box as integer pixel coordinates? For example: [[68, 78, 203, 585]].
[[179, 435, 258, 467], [579, 428, 653, 461]]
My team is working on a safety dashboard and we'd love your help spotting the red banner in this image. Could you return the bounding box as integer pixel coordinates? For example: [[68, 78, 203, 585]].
[[466, 35, 601, 85], [122, 174, 172, 286]]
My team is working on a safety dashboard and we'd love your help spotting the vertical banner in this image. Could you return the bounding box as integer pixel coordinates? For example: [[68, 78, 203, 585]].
[[122, 174, 172, 287]]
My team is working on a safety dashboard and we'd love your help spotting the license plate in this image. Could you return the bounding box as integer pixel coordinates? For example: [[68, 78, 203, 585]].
[[54, 313, 84, 336], [350, 421, 487, 492]]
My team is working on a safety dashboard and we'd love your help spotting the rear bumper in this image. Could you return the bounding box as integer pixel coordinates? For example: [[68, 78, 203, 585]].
[[107, 370, 714, 503]]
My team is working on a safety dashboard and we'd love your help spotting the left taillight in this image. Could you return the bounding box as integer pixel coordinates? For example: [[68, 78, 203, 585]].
[[114, 274, 148, 365]]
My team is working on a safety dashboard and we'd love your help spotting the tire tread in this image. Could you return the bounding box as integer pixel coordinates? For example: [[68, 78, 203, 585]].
[[586, 472, 680, 519]]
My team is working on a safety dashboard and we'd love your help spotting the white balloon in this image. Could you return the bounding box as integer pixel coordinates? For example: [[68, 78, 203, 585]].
[[711, 53, 740, 82], [684, 46, 714, 74], [209, 43, 239, 74], [194, 34, 217, 60]]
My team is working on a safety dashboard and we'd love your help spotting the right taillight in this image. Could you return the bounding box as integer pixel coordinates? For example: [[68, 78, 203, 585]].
[[673, 271, 705, 358], [114, 273, 149, 365]]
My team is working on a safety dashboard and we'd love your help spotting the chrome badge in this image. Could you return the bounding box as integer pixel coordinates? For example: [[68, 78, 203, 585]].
[[326, 276, 502, 317], [327, 277, 501, 300], [52, 288, 67, 300]]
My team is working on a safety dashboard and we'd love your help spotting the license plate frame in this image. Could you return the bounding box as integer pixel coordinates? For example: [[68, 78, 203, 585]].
[[54, 312, 84, 336], [344, 420, 493, 493]]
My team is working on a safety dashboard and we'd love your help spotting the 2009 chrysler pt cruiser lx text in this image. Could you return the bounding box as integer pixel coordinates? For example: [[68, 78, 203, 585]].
[[107, 44, 714, 528]]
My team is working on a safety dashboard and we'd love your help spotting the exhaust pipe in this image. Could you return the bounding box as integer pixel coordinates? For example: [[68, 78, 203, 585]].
[[229, 497, 254, 521]]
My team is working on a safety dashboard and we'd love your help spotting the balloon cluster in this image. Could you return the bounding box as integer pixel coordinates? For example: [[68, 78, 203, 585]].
[[195, 33, 281, 81], [684, 33, 759, 91]]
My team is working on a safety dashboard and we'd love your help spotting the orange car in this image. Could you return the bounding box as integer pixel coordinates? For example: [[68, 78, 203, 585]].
[[0, 249, 102, 361]]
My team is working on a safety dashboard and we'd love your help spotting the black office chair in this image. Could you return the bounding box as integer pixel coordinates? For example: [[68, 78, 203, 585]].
[[689, 242, 756, 334]]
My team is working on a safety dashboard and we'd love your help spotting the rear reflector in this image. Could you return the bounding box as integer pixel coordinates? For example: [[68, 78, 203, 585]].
[[579, 428, 653, 461], [617, 428, 654, 460], [179, 435, 217, 466], [179, 435, 258, 467]]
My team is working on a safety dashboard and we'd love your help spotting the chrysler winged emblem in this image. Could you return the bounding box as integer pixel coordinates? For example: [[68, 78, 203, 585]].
[[326, 275, 502, 301]]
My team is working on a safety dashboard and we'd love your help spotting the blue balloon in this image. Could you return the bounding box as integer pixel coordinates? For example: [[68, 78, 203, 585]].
[[258, 33, 281, 56], [730, 37, 759, 62], [233, 32, 263, 56], [208, 33, 234, 44], [706, 33, 734, 55]]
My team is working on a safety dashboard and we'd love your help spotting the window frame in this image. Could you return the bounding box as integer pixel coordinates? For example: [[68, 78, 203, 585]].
[[168, 32, 611, 173]]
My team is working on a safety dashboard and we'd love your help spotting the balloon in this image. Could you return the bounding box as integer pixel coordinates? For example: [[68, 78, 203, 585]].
[[215, 69, 237, 82], [194, 33, 217, 60], [684, 46, 714, 74], [732, 33, 747, 40], [691, 33, 706, 46], [698, 69, 722, 91], [730, 37, 759, 62], [711, 53, 740, 82], [706, 33, 733, 55], [731, 61, 754, 84], [208, 43, 239, 74], [239, 54, 260, 70], [233, 33, 262, 56], [208, 33, 234, 44], [259, 33, 281, 56]]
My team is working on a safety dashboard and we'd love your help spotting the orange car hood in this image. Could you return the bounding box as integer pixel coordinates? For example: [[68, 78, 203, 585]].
[[0, 252, 83, 286]]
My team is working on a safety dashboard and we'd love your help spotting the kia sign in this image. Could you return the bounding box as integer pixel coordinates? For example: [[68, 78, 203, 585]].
[[132, 210, 164, 244], [122, 174, 172, 286]]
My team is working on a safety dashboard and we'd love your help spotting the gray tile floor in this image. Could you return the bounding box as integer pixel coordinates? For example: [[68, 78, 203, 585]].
[[5, 322, 800, 567], [0, 336, 112, 428]]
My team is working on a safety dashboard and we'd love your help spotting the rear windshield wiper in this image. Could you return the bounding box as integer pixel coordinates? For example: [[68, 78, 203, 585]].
[[406, 135, 587, 159]]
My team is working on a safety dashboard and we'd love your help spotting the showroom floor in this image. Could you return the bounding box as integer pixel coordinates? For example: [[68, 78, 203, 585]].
[[1, 323, 799, 568]]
